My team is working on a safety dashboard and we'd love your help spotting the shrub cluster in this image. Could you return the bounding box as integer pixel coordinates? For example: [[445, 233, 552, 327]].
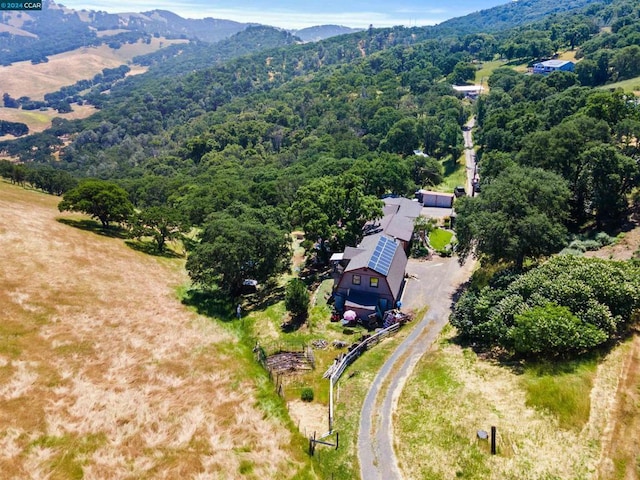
[[301, 387, 314, 402], [451, 256, 640, 358], [559, 232, 617, 256]]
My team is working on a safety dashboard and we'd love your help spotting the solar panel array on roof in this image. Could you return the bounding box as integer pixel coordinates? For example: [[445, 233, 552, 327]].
[[367, 236, 398, 276]]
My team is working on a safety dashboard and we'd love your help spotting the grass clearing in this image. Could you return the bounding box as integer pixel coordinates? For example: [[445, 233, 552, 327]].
[[598, 75, 640, 94], [429, 228, 453, 250], [558, 50, 579, 62], [521, 359, 597, 431], [434, 153, 466, 193], [474, 59, 506, 86], [0, 180, 312, 478], [0, 104, 98, 137], [0, 38, 186, 100], [396, 325, 628, 480]]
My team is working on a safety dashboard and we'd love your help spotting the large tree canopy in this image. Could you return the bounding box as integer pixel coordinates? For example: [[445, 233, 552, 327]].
[[186, 211, 291, 295], [455, 164, 570, 269], [290, 173, 383, 258], [58, 179, 133, 227], [451, 256, 640, 359], [129, 206, 189, 252]]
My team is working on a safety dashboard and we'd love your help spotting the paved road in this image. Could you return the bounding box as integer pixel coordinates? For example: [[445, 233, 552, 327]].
[[358, 257, 475, 480], [357, 119, 478, 480], [463, 117, 477, 197]]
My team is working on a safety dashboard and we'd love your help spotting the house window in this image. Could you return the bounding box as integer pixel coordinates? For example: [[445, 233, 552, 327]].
[[352, 275, 361, 285], [370, 277, 379, 288]]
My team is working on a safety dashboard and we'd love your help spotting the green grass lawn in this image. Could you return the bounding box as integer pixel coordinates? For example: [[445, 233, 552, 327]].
[[520, 358, 598, 430], [597, 75, 640, 93], [429, 228, 454, 250], [474, 59, 506, 86], [433, 152, 467, 193]]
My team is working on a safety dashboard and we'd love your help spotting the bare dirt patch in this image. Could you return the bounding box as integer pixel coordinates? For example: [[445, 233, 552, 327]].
[[0, 181, 304, 478], [585, 226, 640, 261], [287, 400, 328, 438]]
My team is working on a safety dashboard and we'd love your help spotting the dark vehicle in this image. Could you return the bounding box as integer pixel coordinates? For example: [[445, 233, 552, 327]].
[[241, 279, 258, 294], [454, 186, 466, 197]]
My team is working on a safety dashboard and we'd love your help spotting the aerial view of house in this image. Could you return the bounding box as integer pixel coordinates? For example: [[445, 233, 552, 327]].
[[332, 234, 408, 321]]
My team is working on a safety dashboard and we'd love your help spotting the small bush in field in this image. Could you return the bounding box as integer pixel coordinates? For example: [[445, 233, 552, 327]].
[[301, 387, 314, 402]]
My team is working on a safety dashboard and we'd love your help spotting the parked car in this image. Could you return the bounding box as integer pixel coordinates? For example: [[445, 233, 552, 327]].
[[454, 186, 466, 197], [241, 279, 258, 294]]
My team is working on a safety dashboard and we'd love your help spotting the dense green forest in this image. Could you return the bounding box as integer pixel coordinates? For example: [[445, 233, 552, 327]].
[[448, 0, 640, 360], [1, 0, 639, 299]]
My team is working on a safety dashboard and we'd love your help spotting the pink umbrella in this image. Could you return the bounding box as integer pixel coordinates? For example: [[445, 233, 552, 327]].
[[343, 310, 357, 321]]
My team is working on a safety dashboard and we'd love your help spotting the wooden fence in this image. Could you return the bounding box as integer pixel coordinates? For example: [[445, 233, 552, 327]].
[[326, 322, 401, 435]]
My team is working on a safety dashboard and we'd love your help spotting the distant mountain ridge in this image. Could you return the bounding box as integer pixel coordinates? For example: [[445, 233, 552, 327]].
[[87, 8, 254, 43], [291, 25, 363, 42], [0, 0, 362, 64]]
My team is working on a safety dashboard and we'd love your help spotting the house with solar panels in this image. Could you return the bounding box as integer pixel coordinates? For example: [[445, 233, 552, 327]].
[[332, 234, 407, 321]]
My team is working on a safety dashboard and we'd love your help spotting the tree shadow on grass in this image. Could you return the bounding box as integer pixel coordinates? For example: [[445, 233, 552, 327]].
[[442, 156, 462, 177], [182, 283, 287, 324], [57, 218, 128, 239], [243, 284, 286, 312], [182, 288, 234, 321], [124, 240, 184, 259]]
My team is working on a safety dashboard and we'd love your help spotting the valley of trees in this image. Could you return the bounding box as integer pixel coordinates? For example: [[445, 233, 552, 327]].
[[0, 0, 639, 358]]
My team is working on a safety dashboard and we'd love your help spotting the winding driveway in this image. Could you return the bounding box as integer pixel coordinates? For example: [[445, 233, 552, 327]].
[[358, 119, 478, 479], [357, 258, 475, 479]]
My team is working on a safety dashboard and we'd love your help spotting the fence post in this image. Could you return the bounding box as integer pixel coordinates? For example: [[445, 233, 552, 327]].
[[329, 379, 333, 432], [491, 426, 497, 455]]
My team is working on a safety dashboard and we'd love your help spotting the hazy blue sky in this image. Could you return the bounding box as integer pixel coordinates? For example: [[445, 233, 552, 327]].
[[58, 0, 509, 29]]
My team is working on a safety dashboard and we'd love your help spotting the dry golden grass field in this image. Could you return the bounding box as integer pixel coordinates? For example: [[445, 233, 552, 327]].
[[0, 38, 186, 100], [0, 181, 308, 479], [0, 105, 98, 140], [395, 327, 633, 480]]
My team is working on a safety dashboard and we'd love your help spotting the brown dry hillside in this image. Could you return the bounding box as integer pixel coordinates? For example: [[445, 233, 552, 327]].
[[0, 181, 307, 478], [0, 38, 186, 100]]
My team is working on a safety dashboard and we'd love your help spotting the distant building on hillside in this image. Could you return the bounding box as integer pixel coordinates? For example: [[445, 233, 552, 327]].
[[532, 60, 575, 75], [452, 85, 485, 98]]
